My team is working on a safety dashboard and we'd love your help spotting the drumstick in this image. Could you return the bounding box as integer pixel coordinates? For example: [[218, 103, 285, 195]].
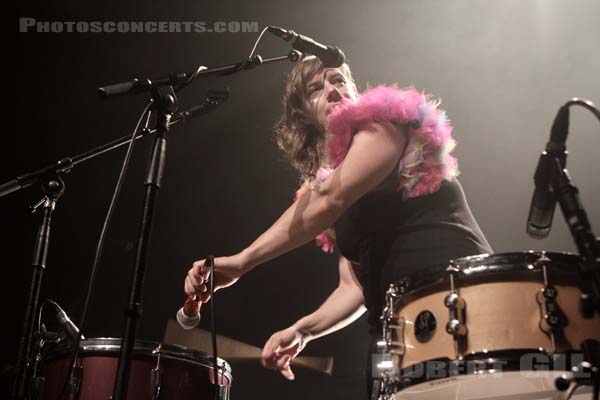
[[164, 319, 334, 375]]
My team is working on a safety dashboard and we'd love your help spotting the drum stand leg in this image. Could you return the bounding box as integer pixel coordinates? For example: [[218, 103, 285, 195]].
[[370, 379, 382, 400], [555, 339, 599, 400], [583, 339, 599, 400]]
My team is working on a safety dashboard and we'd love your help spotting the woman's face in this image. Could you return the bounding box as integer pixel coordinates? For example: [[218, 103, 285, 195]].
[[303, 68, 358, 132]]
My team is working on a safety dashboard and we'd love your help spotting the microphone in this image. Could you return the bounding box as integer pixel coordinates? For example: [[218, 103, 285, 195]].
[[526, 105, 570, 239], [175, 88, 230, 122], [267, 26, 345, 68], [176, 296, 202, 330], [177, 256, 213, 330], [40, 324, 64, 343], [47, 300, 84, 341]]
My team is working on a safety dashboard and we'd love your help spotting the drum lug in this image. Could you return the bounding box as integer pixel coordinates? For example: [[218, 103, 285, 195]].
[[150, 344, 163, 400], [216, 383, 229, 400], [373, 355, 399, 400], [444, 293, 467, 337], [536, 264, 567, 352], [67, 364, 83, 400], [380, 284, 405, 355], [212, 361, 230, 400], [377, 372, 398, 400], [376, 284, 403, 399], [444, 270, 467, 358]]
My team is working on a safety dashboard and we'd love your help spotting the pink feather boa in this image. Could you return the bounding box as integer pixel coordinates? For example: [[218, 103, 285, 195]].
[[294, 84, 459, 253], [326, 84, 459, 198]]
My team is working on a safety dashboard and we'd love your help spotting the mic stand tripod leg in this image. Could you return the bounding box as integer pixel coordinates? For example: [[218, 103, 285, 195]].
[[11, 176, 65, 400]]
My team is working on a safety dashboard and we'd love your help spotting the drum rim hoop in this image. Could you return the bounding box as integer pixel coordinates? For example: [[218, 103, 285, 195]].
[[43, 337, 233, 379], [392, 348, 582, 391], [393, 251, 581, 300]]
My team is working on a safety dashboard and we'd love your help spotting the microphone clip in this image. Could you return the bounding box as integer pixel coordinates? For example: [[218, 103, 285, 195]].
[[267, 26, 297, 42]]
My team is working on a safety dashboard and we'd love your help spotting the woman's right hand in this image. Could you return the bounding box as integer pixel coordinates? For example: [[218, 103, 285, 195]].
[[184, 253, 248, 303], [260, 326, 309, 380]]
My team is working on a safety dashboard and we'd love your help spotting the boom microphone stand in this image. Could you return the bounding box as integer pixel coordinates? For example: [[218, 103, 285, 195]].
[[551, 157, 600, 400], [528, 98, 600, 400], [11, 176, 64, 400], [8, 48, 300, 400], [99, 51, 301, 400]]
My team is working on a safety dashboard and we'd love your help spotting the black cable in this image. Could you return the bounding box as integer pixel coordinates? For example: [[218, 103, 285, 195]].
[[57, 100, 154, 400], [36, 301, 46, 341], [175, 25, 270, 93], [207, 255, 220, 400], [247, 26, 270, 60], [564, 98, 600, 122], [176, 65, 208, 91], [220, 26, 272, 77]]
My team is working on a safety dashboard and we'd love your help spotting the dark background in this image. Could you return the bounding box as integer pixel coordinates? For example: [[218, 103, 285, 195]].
[[7, 0, 599, 399]]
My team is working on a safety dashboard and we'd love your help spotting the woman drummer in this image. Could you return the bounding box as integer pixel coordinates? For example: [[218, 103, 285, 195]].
[[183, 56, 491, 388]]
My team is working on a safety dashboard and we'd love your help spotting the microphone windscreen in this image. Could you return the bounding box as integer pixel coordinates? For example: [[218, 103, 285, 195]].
[[176, 307, 201, 330]]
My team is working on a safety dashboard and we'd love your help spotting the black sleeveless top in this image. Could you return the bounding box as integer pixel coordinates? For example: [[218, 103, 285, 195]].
[[334, 178, 492, 333]]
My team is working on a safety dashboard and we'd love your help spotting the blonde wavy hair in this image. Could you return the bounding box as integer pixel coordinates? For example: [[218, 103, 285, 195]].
[[274, 56, 356, 182]]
